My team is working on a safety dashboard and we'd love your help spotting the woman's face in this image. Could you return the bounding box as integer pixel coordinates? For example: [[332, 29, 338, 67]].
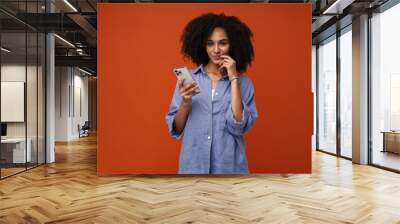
[[206, 27, 230, 65]]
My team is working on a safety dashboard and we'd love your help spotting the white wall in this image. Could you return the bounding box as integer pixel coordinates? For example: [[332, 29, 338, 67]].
[[1, 65, 39, 137], [55, 67, 89, 141], [1, 63, 46, 164], [55, 66, 69, 141], [1, 65, 26, 136], [72, 73, 89, 138]]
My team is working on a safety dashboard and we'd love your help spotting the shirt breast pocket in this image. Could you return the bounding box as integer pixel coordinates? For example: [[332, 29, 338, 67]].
[[215, 100, 230, 131]]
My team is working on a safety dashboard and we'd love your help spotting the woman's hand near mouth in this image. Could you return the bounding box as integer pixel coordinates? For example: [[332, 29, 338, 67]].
[[219, 55, 238, 77]]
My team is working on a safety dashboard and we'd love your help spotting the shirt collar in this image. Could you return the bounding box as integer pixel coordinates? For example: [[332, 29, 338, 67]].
[[193, 64, 230, 80], [193, 64, 205, 75]]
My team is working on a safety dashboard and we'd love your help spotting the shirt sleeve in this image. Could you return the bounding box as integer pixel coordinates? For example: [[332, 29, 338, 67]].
[[165, 81, 184, 139], [225, 78, 258, 136]]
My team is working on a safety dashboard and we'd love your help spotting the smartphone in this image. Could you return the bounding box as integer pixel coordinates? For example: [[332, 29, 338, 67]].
[[173, 67, 200, 92]]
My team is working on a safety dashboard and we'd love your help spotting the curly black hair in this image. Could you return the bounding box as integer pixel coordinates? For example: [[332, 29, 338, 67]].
[[180, 13, 254, 73]]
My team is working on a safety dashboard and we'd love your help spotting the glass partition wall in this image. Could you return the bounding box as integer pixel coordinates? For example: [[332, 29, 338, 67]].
[[339, 26, 352, 159], [316, 26, 353, 159], [317, 35, 337, 155], [316, 0, 400, 173], [0, 30, 27, 177], [0, 1, 46, 179], [370, 3, 400, 171]]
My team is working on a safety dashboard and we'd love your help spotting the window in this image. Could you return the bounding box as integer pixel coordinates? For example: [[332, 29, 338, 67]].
[[339, 27, 352, 158], [371, 2, 400, 171], [317, 35, 337, 154]]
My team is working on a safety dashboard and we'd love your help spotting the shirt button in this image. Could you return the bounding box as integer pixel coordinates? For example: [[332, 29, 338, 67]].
[[207, 136, 211, 140]]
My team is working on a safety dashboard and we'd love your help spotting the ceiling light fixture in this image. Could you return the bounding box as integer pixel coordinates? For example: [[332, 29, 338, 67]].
[[54, 34, 75, 48], [77, 67, 93, 76], [1, 47, 11, 53], [63, 0, 78, 12], [323, 0, 355, 15], [76, 48, 84, 55]]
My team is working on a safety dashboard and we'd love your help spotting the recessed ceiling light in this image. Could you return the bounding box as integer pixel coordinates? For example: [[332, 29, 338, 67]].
[[63, 0, 78, 12], [77, 67, 93, 76], [54, 34, 75, 48], [323, 0, 355, 15], [1, 47, 11, 53]]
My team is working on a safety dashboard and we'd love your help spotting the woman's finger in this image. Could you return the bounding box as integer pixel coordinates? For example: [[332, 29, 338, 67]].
[[188, 84, 200, 94], [221, 62, 230, 68], [221, 59, 231, 65], [225, 59, 235, 65], [188, 86, 200, 96], [180, 84, 190, 95], [220, 55, 232, 60], [221, 56, 231, 61], [189, 90, 200, 97], [222, 57, 235, 65], [182, 84, 199, 96], [178, 79, 185, 88], [181, 82, 196, 92]]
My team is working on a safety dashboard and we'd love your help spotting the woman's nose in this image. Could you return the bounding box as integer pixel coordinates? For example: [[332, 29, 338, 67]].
[[214, 45, 220, 53]]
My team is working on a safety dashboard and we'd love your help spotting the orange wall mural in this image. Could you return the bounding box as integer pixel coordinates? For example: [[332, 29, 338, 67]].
[[98, 3, 312, 174]]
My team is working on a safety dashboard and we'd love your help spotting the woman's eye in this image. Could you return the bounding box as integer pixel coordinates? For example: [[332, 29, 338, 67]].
[[206, 42, 214, 46]]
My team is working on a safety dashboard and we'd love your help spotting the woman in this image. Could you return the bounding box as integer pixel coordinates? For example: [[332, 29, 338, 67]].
[[166, 13, 258, 174]]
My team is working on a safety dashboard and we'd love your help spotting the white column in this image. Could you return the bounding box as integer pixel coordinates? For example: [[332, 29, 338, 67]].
[[46, 1, 55, 163], [46, 33, 55, 163], [352, 14, 369, 164], [55, 67, 73, 141]]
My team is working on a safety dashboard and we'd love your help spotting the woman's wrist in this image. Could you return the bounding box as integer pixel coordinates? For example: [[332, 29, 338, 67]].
[[228, 70, 239, 80], [181, 100, 192, 108], [229, 76, 240, 82]]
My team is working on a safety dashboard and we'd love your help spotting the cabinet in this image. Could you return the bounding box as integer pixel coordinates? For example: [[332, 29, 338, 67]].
[[0, 138, 32, 166], [382, 131, 400, 154]]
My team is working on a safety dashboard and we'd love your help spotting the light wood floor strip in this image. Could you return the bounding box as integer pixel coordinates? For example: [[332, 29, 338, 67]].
[[0, 135, 400, 224]]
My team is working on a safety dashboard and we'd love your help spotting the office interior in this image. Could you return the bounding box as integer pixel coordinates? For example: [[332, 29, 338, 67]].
[[0, 0, 399, 222], [0, 0, 97, 179]]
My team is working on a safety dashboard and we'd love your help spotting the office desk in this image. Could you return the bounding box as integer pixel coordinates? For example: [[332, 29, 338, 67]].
[[1, 138, 32, 164], [381, 131, 400, 154]]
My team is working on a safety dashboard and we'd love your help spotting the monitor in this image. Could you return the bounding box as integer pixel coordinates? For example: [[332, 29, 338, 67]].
[[1, 123, 7, 137]]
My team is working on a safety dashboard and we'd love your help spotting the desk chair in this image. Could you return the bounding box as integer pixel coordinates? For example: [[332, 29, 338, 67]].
[[78, 121, 90, 138]]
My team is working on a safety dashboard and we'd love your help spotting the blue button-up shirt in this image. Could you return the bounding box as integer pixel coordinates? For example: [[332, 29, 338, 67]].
[[166, 64, 258, 174]]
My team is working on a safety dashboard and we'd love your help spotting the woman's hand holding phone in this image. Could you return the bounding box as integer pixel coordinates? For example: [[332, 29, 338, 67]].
[[178, 79, 200, 106]]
